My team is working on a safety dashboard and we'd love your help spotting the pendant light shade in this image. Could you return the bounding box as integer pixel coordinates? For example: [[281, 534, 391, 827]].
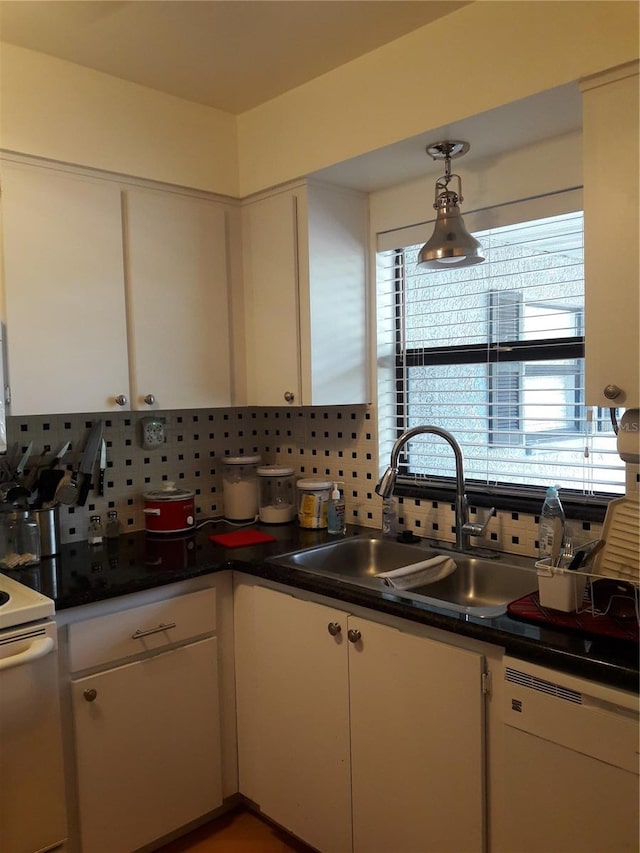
[[417, 141, 485, 271]]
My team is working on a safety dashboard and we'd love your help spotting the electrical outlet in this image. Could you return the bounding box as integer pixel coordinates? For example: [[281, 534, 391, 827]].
[[140, 416, 166, 449]]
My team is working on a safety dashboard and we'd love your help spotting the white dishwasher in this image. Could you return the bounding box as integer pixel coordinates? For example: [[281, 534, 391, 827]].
[[497, 656, 639, 853]]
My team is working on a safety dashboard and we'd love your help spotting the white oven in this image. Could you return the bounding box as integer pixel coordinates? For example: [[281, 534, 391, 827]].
[[0, 572, 67, 853]]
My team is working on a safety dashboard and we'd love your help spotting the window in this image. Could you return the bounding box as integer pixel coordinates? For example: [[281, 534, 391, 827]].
[[376, 209, 624, 501]]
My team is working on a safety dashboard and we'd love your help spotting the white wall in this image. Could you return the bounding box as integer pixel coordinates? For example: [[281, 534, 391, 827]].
[[237, 1, 638, 195], [0, 44, 239, 196], [1, 2, 637, 197]]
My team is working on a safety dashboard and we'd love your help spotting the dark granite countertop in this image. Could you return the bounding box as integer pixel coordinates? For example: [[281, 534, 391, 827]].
[[13, 522, 639, 693]]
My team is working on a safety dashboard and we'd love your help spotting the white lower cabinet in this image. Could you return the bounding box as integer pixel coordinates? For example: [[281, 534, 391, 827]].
[[67, 587, 223, 853], [234, 579, 486, 853]]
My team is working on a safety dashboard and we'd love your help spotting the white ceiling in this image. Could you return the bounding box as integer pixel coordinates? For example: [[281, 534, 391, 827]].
[[0, 0, 582, 192], [0, 0, 469, 113]]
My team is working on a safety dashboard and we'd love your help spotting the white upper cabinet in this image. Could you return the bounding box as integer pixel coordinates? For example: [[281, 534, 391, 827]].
[[582, 63, 639, 408], [241, 181, 369, 407], [0, 160, 232, 414], [123, 187, 231, 410], [1, 162, 131, 415]]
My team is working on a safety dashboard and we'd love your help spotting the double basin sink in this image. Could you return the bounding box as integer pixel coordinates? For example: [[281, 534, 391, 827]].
[[269, 534, 538, 617]]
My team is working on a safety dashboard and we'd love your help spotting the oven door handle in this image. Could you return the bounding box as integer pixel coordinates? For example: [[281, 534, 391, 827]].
[[0, 636, 54, 672]]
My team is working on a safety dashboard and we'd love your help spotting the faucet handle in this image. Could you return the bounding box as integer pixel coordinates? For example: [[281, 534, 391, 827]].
[[462, 506, 495, 538]]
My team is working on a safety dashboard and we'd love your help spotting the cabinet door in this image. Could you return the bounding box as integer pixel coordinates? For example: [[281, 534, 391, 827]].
[[348, 617, 485, 853], [1, 162, 131, 414], [71, 637, 222, 853], [582, 65, 639, 407], [234, 583, 352, 852], [123, 188, 231, 409], [241, 192, 302, 406]]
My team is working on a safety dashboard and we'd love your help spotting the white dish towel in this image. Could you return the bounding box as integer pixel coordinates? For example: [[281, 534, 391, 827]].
[[376, 556, 456, 590]]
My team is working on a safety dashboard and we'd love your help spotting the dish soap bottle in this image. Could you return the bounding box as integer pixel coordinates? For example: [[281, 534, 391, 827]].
[[538, 485, 565, 565], [327, 482, 346, 535]]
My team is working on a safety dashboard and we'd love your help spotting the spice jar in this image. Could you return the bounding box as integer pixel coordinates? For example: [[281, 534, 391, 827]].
[[88, 515, 103, 546], [222, 456, 261, 521], [257, 466, 296, 524], [105, 510, 121, 539]]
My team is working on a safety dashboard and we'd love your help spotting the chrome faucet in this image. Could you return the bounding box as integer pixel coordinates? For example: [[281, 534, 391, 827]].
[[375, 424, 494, 552]]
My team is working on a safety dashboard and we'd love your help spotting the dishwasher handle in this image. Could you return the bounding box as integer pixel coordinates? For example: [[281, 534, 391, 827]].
[[0, 636, 54, 672]]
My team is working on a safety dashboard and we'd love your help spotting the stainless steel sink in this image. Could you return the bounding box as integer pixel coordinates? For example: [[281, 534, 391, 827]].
[[272, 535, 440, 579], [269, 534, 538, 617]]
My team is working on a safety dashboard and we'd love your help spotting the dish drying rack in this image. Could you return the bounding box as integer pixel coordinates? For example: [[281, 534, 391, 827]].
[[535, 496, 639, 622]]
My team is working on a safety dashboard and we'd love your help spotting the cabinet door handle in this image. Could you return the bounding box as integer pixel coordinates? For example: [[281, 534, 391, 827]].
[[284, 391, 295, 403], [144, 394, 156, 405], [83, 688, 98, 703], [114, 394, 127, 407], [131, 621, 177, 640], [604, 384, 622, 400], [327, 622, 342, 636], [347, 628, 362, 644]]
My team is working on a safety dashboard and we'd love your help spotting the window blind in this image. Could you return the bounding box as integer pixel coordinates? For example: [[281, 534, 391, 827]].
[[376, 209, 624, 497]]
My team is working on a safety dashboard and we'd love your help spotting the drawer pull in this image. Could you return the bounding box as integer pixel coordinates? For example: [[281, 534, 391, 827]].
[[132, 621, 177, 640]]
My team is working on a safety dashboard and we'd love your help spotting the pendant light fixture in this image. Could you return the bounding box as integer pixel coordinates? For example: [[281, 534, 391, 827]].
[[417, 140, 485, 270]]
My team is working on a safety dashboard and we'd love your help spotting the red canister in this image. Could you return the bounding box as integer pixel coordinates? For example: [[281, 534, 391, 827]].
[[143, 484, 196, 534]]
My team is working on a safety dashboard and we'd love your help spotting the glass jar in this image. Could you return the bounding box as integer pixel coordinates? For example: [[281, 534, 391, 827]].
[[222, 456, 261, 521], [0, 511, 41, 569], [257, 466, 296, 524]]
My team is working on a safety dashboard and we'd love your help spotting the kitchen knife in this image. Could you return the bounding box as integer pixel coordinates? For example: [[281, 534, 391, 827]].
[[76, 420, 104, 507], [98, 439, 107, 497], [14, 441, 33, 485], [49, 440, 71, 468]]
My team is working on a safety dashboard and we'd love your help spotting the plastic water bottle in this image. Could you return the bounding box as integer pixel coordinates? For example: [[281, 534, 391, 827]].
[[538, 486, 565, 564]]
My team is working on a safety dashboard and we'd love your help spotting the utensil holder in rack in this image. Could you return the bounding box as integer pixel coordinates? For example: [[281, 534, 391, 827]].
[[535, 557, 640, 623]]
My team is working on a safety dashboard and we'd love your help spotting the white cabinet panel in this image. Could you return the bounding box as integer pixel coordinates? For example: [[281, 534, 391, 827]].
[[582, 63, 639, 407], [0, 160, 233, 414], [72, 637, 222, 853], [241, 181, 369, 406], [1, 162, 131, 414], [241, 192, 301, 406], [349, 617, 485, 853], [235, 583, 352, 852], [234, 580, 485, 853], [124, 188, 232, 410]]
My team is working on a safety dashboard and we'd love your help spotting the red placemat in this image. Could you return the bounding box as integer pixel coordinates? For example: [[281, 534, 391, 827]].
[[209, 529, 277, 548], [507, 591, 639, 642]]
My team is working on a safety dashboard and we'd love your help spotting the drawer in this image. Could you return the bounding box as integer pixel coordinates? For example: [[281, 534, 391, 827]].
[[69, 587, 216, 672]]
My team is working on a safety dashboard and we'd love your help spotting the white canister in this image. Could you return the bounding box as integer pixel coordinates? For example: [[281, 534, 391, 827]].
[[222, 456, 261, 521], [257, 466, 296, 524], [296, 478, 332, 529]]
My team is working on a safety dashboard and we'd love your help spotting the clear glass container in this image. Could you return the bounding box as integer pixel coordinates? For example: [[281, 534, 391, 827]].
[[222, 456, 261, 521], [0, 511, 41, 569], [257, 466, 296, 524]]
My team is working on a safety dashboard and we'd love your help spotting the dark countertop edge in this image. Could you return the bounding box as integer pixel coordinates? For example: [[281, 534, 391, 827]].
[[230, 559, 639, 693], [39, 527, 639, 694]]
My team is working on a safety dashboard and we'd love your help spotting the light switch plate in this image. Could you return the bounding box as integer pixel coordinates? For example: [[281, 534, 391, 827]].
[[140, 416, 166, 449]]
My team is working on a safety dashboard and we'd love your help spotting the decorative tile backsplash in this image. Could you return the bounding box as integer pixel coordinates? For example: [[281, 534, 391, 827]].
[[5, 404, 615, 555]]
